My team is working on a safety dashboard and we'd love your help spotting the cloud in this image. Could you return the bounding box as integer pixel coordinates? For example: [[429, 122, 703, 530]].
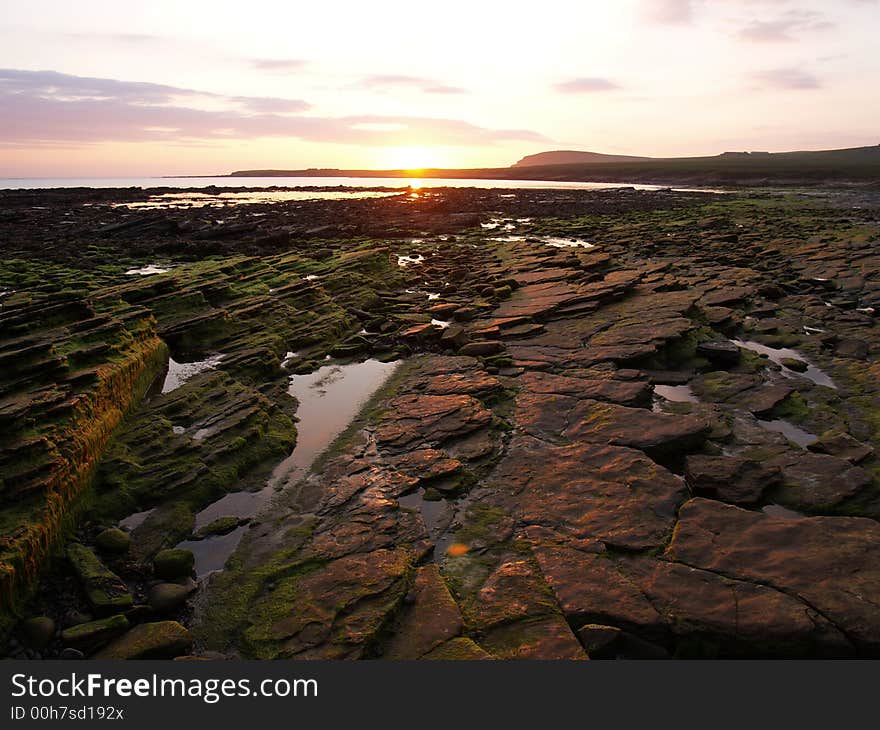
[[0, 68, 310, 114], [737, 10, 834, 41], [250, 58, 308, 72], [750, 67, 821, 89], [554, 77, 620, 93], [0, 68, 544, 148], [358, 74, 468, 94], [640, 0, 697, 25]]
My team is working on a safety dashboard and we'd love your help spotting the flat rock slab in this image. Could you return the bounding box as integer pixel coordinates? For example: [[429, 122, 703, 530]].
[[94, 621, 192, 660], [385, 565, 463, 660], [563, 399, 709, 457], [517, 370, 651, 407], [490, 436, 686, 550], [767, 452, 873, 512], [66, 543, 133, 615], [375, 393, 493, 451], [665, 498, 880, 653], [242, 548, 412, 659]]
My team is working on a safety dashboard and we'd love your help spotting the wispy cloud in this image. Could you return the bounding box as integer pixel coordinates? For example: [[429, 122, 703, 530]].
[[0, 68, 544, 148], [750, 67, 821, 89], [61, 32, 162, 43], [737, 10, 834, 41], [358, 74, 468, 94], [554, 77, 620, 93], [250, 58, 308, 72]]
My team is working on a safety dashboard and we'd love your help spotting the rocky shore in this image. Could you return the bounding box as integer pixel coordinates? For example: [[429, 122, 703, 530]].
[[1, 184, 879, 659]]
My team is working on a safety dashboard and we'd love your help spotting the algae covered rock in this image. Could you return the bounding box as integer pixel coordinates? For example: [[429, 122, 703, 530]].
[[66, 543, 133, 614], [61, 614, 129, 653], [94, 621, 193, 659], [94, 527, 131, 555], [153, 548, 195, 579]]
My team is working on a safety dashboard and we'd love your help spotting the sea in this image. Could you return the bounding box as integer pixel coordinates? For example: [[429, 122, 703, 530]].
[[0, 176, 699, 192]]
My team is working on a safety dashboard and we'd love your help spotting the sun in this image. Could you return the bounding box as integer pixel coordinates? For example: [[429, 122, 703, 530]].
[[380, 145, 446, 171]]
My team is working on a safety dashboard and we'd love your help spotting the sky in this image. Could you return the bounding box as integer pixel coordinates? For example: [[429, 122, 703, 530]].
[[0, 0, 878, 176]]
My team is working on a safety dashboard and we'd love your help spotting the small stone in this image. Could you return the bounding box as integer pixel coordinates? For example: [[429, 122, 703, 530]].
[[780, 357, 808, 373], [60, 648, 84, 660], [94, 527, 131, 554], [148, 583, 191, 613], [458, 341, 503, 357], [153, 548, 195, 579], [21, 616, 56, 649]]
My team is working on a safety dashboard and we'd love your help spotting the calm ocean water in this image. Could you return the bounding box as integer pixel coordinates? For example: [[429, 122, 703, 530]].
[[0, 176, 679, 191]]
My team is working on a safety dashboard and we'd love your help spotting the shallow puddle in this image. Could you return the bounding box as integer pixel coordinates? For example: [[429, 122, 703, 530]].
[[543, 237, 594, 249], [118, 508, 155, 532], [654, 384, 699, 403], [125, 264, 171, 276], [397, 254, 425, 267], [178, 358, 401, 578], [176, 526, 249, 578], [161, 353, 224, 394], [271, 358, 401, 489], [117, 190, 398, 210], [757, 418, 818, 449], [732, 339, 836, 389]]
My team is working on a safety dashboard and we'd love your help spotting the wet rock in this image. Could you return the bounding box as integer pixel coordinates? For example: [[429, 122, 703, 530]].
[[148, 583, 192, 613], [94, 527, 131, 555], [61, 614, 129, 653], [767, 453, 873, 512], [376, 393, 493, 452], [835, 338, 869, 360], [94, 621, 193, 659], [697, 340, 741, 366], [385, 565, 463, 659], [458, 341, 503, 357], [666, 498, 880, 653], [684, 455, 780, 506], [153, 548, 195, 579], [439, 323, 468, 349], [21, 616, 55, 649], [740, 384, 793, 417], [66, 543, 133, 614], [808, 430, 874, 464], [60, 648, 84, 660], [563, 399, 709, 460]]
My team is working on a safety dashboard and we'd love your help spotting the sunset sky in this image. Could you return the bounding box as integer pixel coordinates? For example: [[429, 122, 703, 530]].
[[1, 0, 878, 177]]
